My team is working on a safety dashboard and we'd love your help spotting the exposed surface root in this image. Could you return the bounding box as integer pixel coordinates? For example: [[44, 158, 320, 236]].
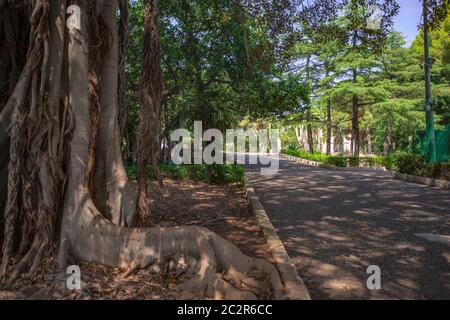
[[60, 197, 285, 299]]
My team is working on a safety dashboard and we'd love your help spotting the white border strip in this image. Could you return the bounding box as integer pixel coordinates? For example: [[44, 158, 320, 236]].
[[282, 154, 388, 172]]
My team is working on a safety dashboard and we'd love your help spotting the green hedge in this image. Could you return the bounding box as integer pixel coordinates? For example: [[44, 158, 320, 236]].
[[126, 163, 244, 185], [391, 151, 450, 180], [282, 149, 450, 181], [282, 149, 392, 169]]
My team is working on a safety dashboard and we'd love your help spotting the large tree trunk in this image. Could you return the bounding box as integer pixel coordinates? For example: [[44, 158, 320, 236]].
[[0, 0, 291, 300], [92, 0, 136, 227], [0, 1, 30, 252], [117, 0, 128, 140], [135, 0, 164, 227]]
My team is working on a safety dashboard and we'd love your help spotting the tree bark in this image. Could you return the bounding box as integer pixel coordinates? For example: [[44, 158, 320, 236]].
[[117, 0, 128, 139], [326, 99, 332, 155], [383, 121, 393, 156], [135, 0, 164, 227], [305, 56, 314, 154], [306, 109, 314, 154], [367, 127, 373, 155], [0, 0, 290, 300], [93, 0, 136, 227], [350, 29, 360, 157], [351, 77, 360, 156]]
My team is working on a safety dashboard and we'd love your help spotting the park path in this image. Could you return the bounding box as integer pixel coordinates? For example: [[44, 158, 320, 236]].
[[245, 156, 450, 300]]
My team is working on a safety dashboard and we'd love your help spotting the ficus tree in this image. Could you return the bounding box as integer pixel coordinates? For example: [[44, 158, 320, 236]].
[[0, 0, 313, 300], [2, 0, 446, 300]]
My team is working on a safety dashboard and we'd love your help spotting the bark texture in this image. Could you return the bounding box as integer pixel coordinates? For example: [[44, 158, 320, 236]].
[[306, 108, 314, 154], [0, 0, 30, 253], [0, 0, 288, 300], [351, 92, 360, 157], [326, 99, 332, 155], [135, 0, 164, 227], [117, 0, 128, 138]]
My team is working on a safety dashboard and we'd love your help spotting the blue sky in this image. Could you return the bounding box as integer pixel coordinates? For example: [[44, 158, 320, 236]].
[[393, 0, 423, 44]]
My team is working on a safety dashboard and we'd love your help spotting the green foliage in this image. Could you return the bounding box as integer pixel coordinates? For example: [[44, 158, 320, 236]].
[[412, 12, 450, 125], [124, 0, 309, 159], [391, 151, 428, 175], [391, 150, 450, 180], [123, 2, 450, 163], [283, 147, 449, 180], [282, 149, 391, 169], [277, 8, 450, 157], [126, 163, 244, 185], [428, 162, 450, 180]]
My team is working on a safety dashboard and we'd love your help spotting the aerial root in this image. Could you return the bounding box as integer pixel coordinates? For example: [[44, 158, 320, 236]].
[[1, 237, 49, 287]]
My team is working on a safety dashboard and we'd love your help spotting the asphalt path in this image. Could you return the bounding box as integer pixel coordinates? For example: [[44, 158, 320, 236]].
[[245, 155, 450, 299]]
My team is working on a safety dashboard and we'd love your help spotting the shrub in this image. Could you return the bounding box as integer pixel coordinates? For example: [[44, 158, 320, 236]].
[[347, 157, 360, 167], [126, 163, 245, 184], [375, 156, 393, 170], [325, 156, 347, 167], [286, 144, 299, 151], [282, 149, 389, 169], [283, 148, 449, 181], [391, 152, 427, 176], [428, 162, 450, 180]]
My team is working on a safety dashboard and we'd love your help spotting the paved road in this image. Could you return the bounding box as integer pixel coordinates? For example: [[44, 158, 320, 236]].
[[245, 156, 450, 300]]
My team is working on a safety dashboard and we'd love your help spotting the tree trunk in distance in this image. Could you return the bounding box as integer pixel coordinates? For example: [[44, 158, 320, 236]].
[[326, 99, 332, 155]]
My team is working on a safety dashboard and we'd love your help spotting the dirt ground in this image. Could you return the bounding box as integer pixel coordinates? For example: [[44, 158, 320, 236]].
[[0, 179, 271, 300]]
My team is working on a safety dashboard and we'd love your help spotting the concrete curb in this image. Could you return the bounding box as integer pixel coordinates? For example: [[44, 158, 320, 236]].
[[282, 154, 388, 173], [393, 172, 450, 190], [244, 175, 311, 300], [282, 153, 450, 190]]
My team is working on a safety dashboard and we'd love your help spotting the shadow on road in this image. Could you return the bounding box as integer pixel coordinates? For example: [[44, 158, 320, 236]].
[[245, 156, 450, 300]]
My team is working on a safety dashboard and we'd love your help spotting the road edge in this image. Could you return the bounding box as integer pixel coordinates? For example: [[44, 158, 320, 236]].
[[244, 175, 311, 300], [393, 172, 450, 190], [282, 153, 450, 190], [282, 154, 388, 172]]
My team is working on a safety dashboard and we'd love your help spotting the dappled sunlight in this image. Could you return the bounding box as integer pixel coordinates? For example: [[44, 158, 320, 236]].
[[401, 210, 443, 222], [393, 243, 426, 252], [322, 278, 365, 297], [311, 231, 350, 242], [245, 157, 450, 299]]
